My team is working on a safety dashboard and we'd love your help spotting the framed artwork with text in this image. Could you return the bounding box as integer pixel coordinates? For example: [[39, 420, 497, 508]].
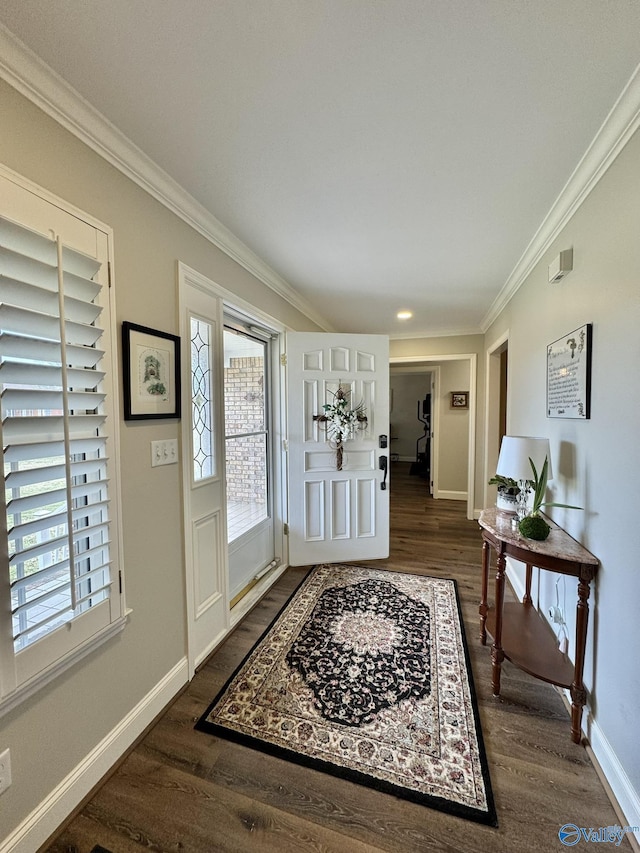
[[547, 323, 592, 419]]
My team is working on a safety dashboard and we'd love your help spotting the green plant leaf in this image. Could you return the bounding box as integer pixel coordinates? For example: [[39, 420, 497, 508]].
[[529, 455, 548, 514], [488, 474, 520, 491], [539, 501, 583, 510], [527, 454, 583, 513]]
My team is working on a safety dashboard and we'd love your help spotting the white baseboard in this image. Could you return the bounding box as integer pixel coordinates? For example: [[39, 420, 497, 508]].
[[587, 719, 640, 848], [0, 657, 189, 853], [506, 557, 527, 601], [434, 489, 467, 501]]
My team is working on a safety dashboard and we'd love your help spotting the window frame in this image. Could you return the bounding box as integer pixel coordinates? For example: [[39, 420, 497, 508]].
[[0, 164, 127, 717], [222, 323, 273, 544]]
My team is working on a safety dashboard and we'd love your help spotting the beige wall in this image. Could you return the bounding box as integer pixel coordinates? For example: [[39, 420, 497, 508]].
[[485, 127, 640, 812], [0, 79, 321, 841], [390, 334, 484, 360], [437, 360, 470, 494]]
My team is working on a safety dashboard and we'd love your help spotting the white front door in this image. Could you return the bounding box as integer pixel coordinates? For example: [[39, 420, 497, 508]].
[[286, 333, 389, 566], [179, 265, 229, 675]]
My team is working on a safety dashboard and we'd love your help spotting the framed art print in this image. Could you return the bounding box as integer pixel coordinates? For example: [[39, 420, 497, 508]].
[[122, 321, 181, 420], [547, 323, 592, 419], [450, 391, 469, 409]]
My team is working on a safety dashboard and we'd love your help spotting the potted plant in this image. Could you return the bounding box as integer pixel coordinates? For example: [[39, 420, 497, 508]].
[[518, 456, 582, 540], [488, 473, 523, 514]]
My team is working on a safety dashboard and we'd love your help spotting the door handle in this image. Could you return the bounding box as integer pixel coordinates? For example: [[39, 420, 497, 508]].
[[379, 455, 388, 490]]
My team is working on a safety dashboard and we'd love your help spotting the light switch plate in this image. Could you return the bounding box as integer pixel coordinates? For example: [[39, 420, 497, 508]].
[[151, 439, 178, 467]]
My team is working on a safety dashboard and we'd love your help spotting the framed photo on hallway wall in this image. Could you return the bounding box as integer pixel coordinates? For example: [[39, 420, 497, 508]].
[[450, 391, 469, 409], [122, 321, 181, 420]]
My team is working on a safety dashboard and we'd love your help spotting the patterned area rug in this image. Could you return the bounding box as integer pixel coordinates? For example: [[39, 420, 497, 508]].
[[196, 564, 497, 826]]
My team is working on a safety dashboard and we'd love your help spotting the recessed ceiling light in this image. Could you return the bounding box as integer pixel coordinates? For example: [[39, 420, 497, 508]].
[[396, 311, 413, 320]]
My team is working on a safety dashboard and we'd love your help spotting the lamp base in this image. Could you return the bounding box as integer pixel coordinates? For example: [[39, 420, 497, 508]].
[[496, 491, 518, 514], [516, 479, 531, 520]]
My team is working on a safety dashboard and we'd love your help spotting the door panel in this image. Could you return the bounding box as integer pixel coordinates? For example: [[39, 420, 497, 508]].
[[179, 269, 229, 675], [287, 333, 389, 566], [193, 510, 224, 615]]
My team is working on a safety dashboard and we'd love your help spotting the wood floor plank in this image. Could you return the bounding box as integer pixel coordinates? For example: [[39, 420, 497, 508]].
[[44, 463, 631, 853], [78, 750, 384, 853]]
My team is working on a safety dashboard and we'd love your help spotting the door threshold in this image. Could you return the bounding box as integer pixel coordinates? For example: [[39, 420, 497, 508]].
[[229, 578, 259, 609], [229, 563, 287, 627], [229, 560, 280, 609]]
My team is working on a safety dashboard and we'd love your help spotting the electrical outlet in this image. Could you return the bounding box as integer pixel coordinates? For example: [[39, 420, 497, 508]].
[[150, 439, 178, 467], [548, 605, 564, 625], [0, 748, 12, 795]]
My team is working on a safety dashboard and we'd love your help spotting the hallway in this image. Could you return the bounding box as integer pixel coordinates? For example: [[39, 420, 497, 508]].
[[46, 464, 628, 852]]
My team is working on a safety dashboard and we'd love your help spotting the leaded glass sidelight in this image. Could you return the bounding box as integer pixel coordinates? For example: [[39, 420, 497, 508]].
[[191, 317, 214, 480]]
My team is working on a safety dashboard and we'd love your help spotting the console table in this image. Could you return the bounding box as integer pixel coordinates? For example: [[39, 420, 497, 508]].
[[478, 507, 598, 743]]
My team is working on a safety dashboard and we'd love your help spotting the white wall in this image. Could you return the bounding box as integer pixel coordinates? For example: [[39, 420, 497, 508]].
[[485, 125, 640, 829]]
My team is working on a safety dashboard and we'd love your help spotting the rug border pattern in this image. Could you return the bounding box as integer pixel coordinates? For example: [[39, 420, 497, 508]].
[[195, 565, 498, 827]]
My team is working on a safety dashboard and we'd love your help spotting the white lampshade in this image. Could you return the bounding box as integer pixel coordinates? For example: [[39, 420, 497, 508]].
[[496, 436, 553, 482]]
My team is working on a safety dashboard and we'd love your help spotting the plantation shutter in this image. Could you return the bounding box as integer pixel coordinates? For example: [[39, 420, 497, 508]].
[[0, 174, 123, 704]]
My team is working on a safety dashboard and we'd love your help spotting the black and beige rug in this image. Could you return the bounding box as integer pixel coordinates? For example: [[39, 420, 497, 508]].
[[196, 564, 497, 826]]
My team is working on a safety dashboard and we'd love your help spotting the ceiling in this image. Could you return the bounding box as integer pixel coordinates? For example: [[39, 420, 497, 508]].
[[1, 1, 639, 337]]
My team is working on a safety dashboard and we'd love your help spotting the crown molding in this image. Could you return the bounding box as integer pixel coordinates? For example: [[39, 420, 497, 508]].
[[481, 61, 640, 332], [4, 24, 638, 341], [0, 24, 333, 332]]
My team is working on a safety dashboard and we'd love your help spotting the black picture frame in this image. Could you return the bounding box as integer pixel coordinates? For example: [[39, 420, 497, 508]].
[[122, 321, 181, 420], [450, 391, 469, 409], [547, 323, 592, 419]]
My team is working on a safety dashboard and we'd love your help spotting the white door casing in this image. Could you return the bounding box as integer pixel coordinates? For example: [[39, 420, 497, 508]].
[[286, 333, 389, 566], [179, 265, 229, 675]]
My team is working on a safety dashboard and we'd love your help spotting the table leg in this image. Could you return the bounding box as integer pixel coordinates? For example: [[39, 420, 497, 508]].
[[570, 576, 591, 743], [523, 563, 533, 606], [479, 539, 490, 644], [491, 547, 506, 695]]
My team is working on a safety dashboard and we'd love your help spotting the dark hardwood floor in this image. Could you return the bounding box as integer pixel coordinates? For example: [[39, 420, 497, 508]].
[[45, 463, 628, 852]]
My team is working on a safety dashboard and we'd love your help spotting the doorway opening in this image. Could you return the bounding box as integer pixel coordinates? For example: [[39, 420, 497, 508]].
[[390, 354, 476, 519], [390, 369, 434, 493], [223, 318, 276, 608], [484, 332, 509, 508]]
